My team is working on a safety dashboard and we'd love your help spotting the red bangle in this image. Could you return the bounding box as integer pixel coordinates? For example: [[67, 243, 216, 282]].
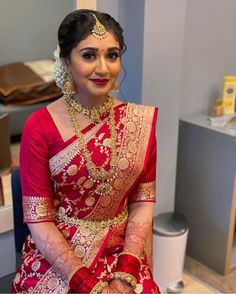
[[113, 253, 142, 281], [69, 266, 99, 293], [118, 254, 141, 270], [79, 276, 100, 293]]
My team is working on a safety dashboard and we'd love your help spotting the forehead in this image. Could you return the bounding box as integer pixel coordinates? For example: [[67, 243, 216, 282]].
[[76, 32, 120, 50]]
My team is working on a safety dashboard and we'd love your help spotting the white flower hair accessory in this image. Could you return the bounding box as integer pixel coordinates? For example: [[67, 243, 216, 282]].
[[53, 45, 66, 91]]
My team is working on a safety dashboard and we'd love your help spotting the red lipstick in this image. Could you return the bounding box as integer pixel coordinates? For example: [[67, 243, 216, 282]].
[[90, 79, 109, 86]]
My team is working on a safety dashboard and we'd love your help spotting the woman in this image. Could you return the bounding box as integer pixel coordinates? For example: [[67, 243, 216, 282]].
[[11, 9, 160, 294]]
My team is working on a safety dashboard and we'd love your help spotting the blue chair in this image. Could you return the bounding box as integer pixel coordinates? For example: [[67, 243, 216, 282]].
[[0, 167, 29, 293], [11, 166, 30, 267]]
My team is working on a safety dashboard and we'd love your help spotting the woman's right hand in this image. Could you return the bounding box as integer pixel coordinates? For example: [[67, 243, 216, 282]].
[[101, 279, 134, 294], [28, 222, 82, 280]]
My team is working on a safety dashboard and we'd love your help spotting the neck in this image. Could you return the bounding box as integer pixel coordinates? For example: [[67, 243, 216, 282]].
[[73, 92, 108, 108]]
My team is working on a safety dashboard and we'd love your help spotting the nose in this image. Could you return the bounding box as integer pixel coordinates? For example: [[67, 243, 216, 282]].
[[95, 56, 109, 77]]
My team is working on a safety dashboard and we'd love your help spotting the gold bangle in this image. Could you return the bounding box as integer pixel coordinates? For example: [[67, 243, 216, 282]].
[[111, 271, 137, 290], [67, 265, 83, 285], [90, 281, 109, 294]]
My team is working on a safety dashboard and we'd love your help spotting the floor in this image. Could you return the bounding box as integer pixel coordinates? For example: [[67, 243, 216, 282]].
[[182, 272, 219, 293], [0, 143, 220, 293], [185, 255, 236, 294]]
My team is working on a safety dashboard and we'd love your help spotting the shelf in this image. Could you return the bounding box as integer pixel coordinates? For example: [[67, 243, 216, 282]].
[[180, 113, 236, 138]]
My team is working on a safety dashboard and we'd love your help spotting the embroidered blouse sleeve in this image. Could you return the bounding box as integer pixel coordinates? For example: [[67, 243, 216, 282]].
[[128, 107, 158, 203], [20, 112, 55, 223]]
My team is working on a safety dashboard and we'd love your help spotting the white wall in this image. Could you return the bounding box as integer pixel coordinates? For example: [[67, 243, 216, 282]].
[[142, 0, 187, 214], [121, 0, 145, 104], [180, 0, 236, 116], [97, 0, 120, 22], [0, 0, 74, 65]]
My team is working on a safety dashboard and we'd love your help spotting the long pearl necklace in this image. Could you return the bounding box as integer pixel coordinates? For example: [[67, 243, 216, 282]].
[[65, 95, 118, 196]]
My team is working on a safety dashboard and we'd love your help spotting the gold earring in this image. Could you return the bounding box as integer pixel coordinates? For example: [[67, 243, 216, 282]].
[[63, 73, 75, 97], [112, 81, 119, 93]]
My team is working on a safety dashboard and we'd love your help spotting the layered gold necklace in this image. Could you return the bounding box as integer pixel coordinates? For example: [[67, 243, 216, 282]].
[[65, 94, 118, 196], [66, 95, 114, 124]]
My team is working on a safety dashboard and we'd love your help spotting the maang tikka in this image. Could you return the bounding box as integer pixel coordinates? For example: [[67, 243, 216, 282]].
[[90, 13, 108, 39]]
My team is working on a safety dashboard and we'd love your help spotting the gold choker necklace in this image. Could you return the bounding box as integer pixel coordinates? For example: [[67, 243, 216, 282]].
[[65, 95, 118, 196], [65, 95, 114, 124]]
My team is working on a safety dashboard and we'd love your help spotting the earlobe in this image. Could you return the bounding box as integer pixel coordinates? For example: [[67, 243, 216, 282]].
[[62, 57, 71, 72]]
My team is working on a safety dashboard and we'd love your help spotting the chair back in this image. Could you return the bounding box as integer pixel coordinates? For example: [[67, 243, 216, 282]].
[[11, 167, 30, 253]]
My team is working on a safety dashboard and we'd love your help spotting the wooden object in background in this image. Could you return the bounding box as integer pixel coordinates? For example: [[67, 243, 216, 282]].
[[0, 180, 3, 206], [0, 113, 12, 206]]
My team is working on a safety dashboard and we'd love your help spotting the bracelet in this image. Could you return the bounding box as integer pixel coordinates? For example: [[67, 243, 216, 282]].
[[90, 280, 109, 294], [111, 271, 137, 290]]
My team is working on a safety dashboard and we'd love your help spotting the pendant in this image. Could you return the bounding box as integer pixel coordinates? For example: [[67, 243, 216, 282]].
[[90, 110, 100, 124], [95, 182, 112, 196]]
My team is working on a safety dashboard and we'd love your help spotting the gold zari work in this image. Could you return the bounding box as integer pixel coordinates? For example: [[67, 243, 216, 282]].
[[23, 196, 55, 222], [56, 206, 128, 234], [88, 104, 156, 219], [135, 181, 156, 201]]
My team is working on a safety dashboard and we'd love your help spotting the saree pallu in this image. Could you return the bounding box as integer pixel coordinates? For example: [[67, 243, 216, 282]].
[[11, 102, 159, 293]]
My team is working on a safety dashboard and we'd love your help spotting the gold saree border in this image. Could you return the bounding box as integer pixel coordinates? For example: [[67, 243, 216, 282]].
[[49, 118, 108, 177], [134, 181, 156, 202], [23, 195, 55, 222], [32, 266, 68, 294], [88, 103, 156, 219]]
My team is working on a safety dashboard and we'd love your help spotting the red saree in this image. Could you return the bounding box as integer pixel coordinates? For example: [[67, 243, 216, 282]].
[[11, 102, 159, 293]]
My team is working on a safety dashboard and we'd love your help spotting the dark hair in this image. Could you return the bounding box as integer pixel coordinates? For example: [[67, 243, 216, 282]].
[[58, 9, 126, 58]]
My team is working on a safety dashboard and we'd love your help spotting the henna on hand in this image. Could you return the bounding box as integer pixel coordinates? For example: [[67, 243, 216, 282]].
[[123, 221, 149, 255], [38, 233, 82, 277], [123, 203, 154, 257], [29, 222, 82, 280]]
